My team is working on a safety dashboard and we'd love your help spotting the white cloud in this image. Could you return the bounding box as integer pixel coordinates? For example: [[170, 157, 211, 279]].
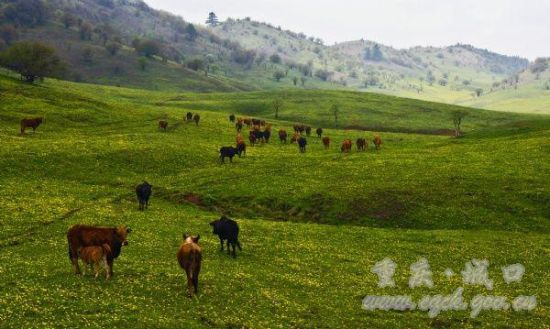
[[144, 0, 550, 59]]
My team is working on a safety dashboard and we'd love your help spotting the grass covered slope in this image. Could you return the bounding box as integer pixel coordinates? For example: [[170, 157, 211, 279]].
[[0, 74, 549, 327]]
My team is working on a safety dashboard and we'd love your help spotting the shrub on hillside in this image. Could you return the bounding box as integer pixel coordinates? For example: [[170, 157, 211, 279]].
[[0, 41, 63, 83]]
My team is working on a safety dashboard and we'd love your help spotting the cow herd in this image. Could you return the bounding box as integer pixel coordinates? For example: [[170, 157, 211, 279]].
[[220, 115, 383, 161], [18, 110, 382, 297], [68, 183, 242, 297]]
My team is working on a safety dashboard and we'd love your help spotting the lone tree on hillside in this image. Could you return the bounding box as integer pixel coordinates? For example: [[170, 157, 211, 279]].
[[185, 24, 198, 41], [273, 99, 283, 119], [0, 42, 62, 83], [331, 104, 340, 123], [206, 12, 219, 26], [451, 110, 468, 137]]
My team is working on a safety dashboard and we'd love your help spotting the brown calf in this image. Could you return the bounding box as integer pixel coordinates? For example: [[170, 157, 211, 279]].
[[177, 234, 202, 297], [21, 117, 43, 134], [67, 225, 131, 278], [78, 244, 112, 279], [193, 114, 200, 126], [159, 120, 168, 131]]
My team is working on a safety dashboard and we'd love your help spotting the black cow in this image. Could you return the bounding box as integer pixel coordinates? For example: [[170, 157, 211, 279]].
[[253, 130, 264, 142], [210, 216, 241, 257], [229, 114, 236, 123], [236, 122, 243, 132], [135, 181, 152, 211], [298, 137, 307, 153], [220, 146, 238, 163], [305, 126, 312, 136], [316, 128, 323, 138], [263, 130, 271, 143], [186, 112, 193, 121]]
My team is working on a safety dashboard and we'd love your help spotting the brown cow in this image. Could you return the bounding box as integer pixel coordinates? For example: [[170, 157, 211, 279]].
[[236, 133, 244, 145], [322, 136, 330, 149], [186, 112, 193, 121], [159, 120, 168, 131], [193, 114, 200, 126], [341, 139, 353, 153], [236, 122, 243, 132], [243, 118, 252, 127], [291, 132, 300, 143], [67, 225, 131, 278], [373, 135, 382, 150], [78, 244, 111, 279], [21, 117, 43, 134], [305, 126, 312, 136], [249, 131, 257, 145], [293, 124, 305, 134], [177, 234, 202, 297], [356, 138, 367, 151], [278, 129, 288, 143]]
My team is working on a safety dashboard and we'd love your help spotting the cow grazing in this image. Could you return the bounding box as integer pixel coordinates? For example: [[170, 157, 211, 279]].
[[305, 126, 312, 136], [248, 131, 257, 145], [293, 124, 305, 134], [159, 120, 168, 131], [322, 136, 330, 149], [210, 216, 241, 258], [298, 137, 307, 153], [20, 117, 43, 134], [236, 133, 244, 145], [243, 118, 252, 127], [236, 122, 243, 132], [316, 128, 323, 138], [193, 114, 200, 126], [356, 138, 367, 151], [278, 129, 288, 143], [67, 225, 131, 278], [220, 146, 239, 163], [229, 114, 236, 122], [252, 118, 261, 126], [177, 234, 202, 297], [186, 112, 193, 121], [78, 244, 111, 279], [263, 129, 271, 143], [341, 139, 353, 153], [373, 135, 382, 150], [291, 132, 300, 143], [136, 181, 152, 211], [236, 141, 246, 157]]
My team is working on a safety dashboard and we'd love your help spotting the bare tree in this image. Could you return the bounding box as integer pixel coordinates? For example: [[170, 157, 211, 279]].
[[273, 99, 283, 119], [451, 110, 468, 137]]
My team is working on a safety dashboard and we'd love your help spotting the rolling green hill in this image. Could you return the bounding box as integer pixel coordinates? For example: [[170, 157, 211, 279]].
[[3, 0, 548, 114], [0, 73, 549, 327]]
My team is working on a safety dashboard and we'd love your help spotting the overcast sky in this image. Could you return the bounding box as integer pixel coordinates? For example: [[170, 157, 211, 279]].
[[145, 0, 549, 60]]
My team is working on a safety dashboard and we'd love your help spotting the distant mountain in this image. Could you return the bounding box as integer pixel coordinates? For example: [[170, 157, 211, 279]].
[[1, 0, 546, 112]]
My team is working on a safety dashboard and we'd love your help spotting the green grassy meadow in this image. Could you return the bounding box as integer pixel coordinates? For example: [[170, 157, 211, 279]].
[[0, 73, 549, 328]]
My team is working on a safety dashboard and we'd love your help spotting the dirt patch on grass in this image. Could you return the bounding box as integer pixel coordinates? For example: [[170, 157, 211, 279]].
[[337, 190, 411, 223], [183, 193, 202, 206]]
